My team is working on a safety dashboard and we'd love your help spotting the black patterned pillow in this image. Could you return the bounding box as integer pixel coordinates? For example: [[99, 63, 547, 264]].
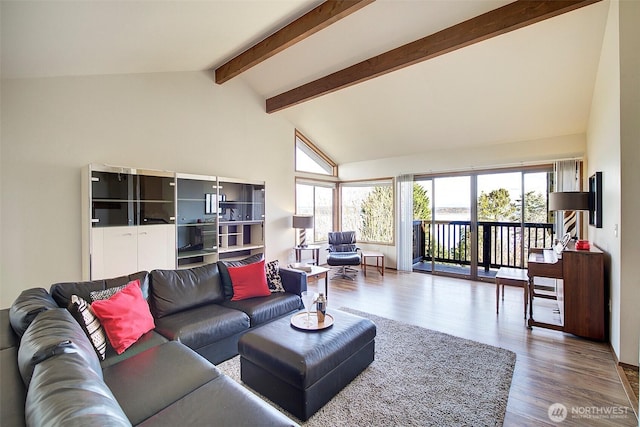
[[266, 260, 285, 293], [89, 283, 128, 302], [68, 295, 107, 360]]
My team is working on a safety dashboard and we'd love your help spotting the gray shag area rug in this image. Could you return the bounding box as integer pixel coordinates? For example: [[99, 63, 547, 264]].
[[217, 308, 516, 427]]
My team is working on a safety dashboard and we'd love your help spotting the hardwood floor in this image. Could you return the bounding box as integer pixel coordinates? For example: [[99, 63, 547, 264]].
[[317, 269, 638, 426]]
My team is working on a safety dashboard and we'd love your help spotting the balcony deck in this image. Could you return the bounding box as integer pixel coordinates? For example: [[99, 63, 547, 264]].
[[412, 219, 554, 279]]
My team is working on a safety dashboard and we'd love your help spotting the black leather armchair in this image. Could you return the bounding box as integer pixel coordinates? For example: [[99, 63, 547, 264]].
[[326, 231, 361, 280]]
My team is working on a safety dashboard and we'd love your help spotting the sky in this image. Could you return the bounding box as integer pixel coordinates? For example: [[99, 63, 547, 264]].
[[416, 171, 549, 209]]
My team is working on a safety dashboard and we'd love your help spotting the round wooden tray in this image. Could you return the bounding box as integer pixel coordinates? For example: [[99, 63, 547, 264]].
[[290, 312, 334, 331]]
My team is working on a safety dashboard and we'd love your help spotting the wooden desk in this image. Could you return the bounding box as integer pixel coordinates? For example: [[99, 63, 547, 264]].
[[361, 251, 384, 277], [527, 242, 605, 340], [294, 245, 321, 265]]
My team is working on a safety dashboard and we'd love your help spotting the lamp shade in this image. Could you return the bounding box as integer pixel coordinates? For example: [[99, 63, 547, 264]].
[[292, 215, 314, 229], [548, 192, 590, 211]]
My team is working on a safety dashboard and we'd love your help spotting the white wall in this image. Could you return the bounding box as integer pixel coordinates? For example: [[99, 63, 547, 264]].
[[618, 0, 640, 367], [0, 71, 297, 308], [587, 0, 622, 360], [339, 134, 586, 180], [586, 0, 639, 366]]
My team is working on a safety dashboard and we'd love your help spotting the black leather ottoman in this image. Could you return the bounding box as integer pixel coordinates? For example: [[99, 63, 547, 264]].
[[238, 309, 376, 421]]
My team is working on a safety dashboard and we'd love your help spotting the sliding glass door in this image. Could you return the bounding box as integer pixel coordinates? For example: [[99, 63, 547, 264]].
[[413, 176, 473, 276], [413, 167, 553, 280], [476, 172, 522, 278], [433, 176, 472, 275]]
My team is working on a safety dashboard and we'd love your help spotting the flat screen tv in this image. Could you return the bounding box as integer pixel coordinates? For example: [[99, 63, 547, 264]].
[[588, 171, 602, 228]]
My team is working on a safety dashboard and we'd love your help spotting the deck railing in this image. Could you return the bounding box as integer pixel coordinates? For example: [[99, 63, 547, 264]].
[[413, 220, 554, 270]]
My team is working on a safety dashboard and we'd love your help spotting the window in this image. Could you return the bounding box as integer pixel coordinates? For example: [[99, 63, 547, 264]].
[[341, 180, 393, 244], [296, 180, 335, 243], [295, 131, 337, 176]]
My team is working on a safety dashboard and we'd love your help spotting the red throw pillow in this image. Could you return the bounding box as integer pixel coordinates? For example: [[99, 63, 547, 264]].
[[228, 259, 271, 301], [90, 280, 155, 354]]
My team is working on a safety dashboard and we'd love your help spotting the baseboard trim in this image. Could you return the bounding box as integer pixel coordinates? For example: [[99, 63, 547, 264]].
[[609, 344, 639, 419]]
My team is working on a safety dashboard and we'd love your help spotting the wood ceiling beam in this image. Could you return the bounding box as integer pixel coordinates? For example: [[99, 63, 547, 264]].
[[266, 0, 601, 113], [215, 0, 375, 84]]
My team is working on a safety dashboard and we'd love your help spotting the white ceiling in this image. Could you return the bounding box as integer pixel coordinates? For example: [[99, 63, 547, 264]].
[[1, 0, 610, 164]]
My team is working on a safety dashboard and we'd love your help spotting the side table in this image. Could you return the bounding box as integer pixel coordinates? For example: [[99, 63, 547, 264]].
[[306, 265, 330, 298], [294, 245, 321, 265], [361, 251, 384, 277], [289, 265, 329, 299]]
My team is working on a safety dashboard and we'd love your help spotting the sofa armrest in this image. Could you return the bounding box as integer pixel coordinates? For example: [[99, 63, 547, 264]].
[[279, 268, 307, 296]]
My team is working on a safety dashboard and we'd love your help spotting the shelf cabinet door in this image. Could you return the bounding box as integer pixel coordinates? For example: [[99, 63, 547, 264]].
[[92, 226, 138, 279], [138, 224, 176, 271], [91, 225, 175, 279], [92, 171, 134, 200], [139, 175, 175, 225], [176, 176, 219, 268]]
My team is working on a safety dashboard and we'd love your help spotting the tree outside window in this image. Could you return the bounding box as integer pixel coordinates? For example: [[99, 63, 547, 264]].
[[342, 181, 432, 244]]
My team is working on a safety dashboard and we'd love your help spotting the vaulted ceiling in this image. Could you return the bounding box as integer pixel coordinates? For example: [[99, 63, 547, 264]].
[[1, 0, 610, 164]]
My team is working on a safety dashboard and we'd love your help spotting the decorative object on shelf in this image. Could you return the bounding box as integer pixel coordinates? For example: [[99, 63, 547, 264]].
[[575, 240, 591, 250], [292, 215, 314, 247], [588, 171, 603, 228], [548, 191, 589, 239], [205, 193, 215, 215]]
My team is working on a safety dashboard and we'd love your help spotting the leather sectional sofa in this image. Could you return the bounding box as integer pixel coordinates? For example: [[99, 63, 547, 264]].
[[1, 260, 306, 426]]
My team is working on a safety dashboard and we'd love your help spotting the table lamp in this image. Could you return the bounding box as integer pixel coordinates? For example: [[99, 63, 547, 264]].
[[548, 192, 590, 211], [548, 191, 590, 240], [293, 215, 314, 248]]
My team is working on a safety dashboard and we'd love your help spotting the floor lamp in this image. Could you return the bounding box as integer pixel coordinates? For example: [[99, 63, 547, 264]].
[[292, 215, 314, 248]]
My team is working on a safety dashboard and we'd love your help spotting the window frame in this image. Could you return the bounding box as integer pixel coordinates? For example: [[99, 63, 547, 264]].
[[295, 130, 337, 177], [295, 178, 337, 244], [340, 178, 395, 245]]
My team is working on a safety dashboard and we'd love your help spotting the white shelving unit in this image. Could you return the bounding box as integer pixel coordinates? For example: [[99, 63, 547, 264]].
[[82, 165, 266, 277], [82, 164, 176, 280]]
